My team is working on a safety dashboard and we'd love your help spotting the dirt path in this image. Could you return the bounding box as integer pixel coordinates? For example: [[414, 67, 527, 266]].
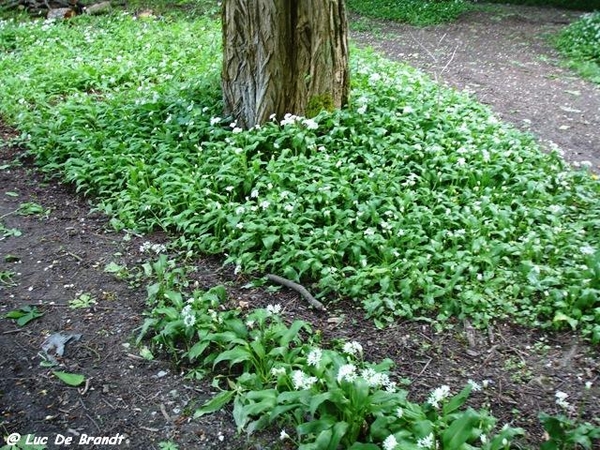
[[352, 4, 600, 170]]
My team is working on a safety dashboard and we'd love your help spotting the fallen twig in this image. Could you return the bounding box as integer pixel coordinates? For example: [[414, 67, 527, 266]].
[[266, 274, 326, 311]]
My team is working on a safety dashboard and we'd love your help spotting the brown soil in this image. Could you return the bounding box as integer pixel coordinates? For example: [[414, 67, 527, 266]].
[[351, 3, 600, 170], [1, 4, 600, 450]]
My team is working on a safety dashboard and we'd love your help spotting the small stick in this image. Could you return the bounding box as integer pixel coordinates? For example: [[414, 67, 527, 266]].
[[266, 274, 326, 311]]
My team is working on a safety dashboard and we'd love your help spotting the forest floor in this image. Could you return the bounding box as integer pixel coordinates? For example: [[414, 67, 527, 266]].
[[1, 3, 599, 450], [352, 3, 600, 171]]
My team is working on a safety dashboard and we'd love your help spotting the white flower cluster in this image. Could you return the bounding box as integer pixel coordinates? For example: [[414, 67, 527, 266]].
[[278, 113, 319, 130], [266, 304, 282, 315], [335, 363, 396, 391], [139, 241, 167, 254], [427, 385, 451, 408], [360, 368, 395, 391], [307, 348, 323, 367], [555, 391, 574, 412], [382, 434, 398, 450], [181, 304, 196, 328], [337, 364, 358, 383], [417, 432, 435, 449], [291, 370, 318, 390], [342, 341, 363, 357]]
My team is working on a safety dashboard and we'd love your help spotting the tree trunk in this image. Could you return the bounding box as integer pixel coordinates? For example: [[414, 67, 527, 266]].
[[222, 0, 349, 129]]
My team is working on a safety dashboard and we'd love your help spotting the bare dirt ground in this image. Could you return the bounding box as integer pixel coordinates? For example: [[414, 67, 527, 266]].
[[351, 3, 600, 171], [1, 4, 600, 450]]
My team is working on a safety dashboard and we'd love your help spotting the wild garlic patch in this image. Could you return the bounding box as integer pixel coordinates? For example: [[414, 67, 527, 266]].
[[0, 13, 599, 343]]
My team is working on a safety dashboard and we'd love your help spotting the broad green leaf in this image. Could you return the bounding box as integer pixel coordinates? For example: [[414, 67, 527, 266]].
[[553, 312, 578, 330], [52, 371, 85, 387], [441, 408, 479, 448], [187, 341, 210, 361], [309, 392, 332, 415], [213, 347, 252, 368], [262, 235, 279, 250], [194, 390, 235, 418], [348, 444, 380, 450], [329, 421, 349, 449], [443, 384, 472, 415]]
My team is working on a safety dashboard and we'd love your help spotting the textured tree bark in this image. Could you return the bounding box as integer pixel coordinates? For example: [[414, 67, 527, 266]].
[[222, 0, 349, 129]]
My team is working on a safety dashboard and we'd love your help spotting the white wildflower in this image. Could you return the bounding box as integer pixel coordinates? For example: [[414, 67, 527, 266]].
[[291, 370, 317, 390], [181, 304, 196, 328], [585, 381, 592, 390], [428, 385, 451, 408], [364, 228, 376, 237], [555, 391, 573, 411], [303, 118, 318, 130], [382, 434, 398, 450], [280, 429, 290, 441], [337, 364, 357, 383], [307, 348, 323, 367], [417, 433, 434, 449], [343, 341, 363, 357], [250, 189, 259, 198], [260, 200, 270, 209], [280, 113, 300, 126], [235, 206, 245, 215], [210, 116, 221, 125], [396, 407, 403, 418], [266, 304, 282, 315], [357, 104, 367, 114], [369, 72, 382, 84], [457, 157, 466, 166], [580, 245, 595, 255], [232, 127, 243, 133], [271, 367, 286, 377], [284, 204, 294, 212], [468, 380, 482, 392]]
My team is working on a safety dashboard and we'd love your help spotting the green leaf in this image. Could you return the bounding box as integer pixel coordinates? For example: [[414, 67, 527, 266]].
[[309, 392, 332, 415], [280, 319, 309, 347], [553, 312, 578, 330], [194, 390, 235, 418], [187, 340, 210, 361], [347, 444, 380, 450], [213, 347, 252, 368], [330, 421, 349, 449], [52, 371, 85, 387], [443, 384, 472, 415], [5, 306, 44, 327], [442, 408, 480, 448], [262, 234, 279, 250]]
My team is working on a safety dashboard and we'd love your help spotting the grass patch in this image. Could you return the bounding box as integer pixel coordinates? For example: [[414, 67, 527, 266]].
[[554, 11, 600, 84], [0, 13, 599, 342], [346, 0, 474, 26]]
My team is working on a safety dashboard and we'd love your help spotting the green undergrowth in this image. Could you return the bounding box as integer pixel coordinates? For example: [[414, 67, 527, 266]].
[[0, 13, 599, 341], [480, 0, 600, 11], [346, 0, 473, 26], [554, 11, 600, 84]]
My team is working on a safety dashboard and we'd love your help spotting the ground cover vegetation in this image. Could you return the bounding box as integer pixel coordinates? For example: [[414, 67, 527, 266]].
[[477, 0, 600, 12], [0, 5, 599, 449], [554, 11, 600, 83], [346, 0, 475, 26]]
